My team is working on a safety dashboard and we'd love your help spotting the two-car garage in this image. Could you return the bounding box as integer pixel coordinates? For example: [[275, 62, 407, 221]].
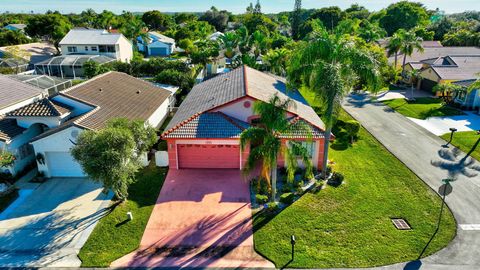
[[176, 143, 241, 169]]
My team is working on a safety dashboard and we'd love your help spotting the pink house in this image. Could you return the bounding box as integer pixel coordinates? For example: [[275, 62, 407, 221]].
[[161, 66, 328, 170]]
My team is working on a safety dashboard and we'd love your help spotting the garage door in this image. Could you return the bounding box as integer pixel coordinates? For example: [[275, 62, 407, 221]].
[[420, 79, 438, 92], [177, 144, 240, 169], [149, 47, 168, 56], [46, 152, 84, 177]]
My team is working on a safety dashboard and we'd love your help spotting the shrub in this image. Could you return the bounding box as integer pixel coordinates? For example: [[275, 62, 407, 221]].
[[255, 194, 269, 204], [328, 172, 344, 187], [251, 177, 270, 195], [344, 120, 361, 144], [266, 202, 279, 212], [154, 68, 194, 90], [280, 192, 295, 204]]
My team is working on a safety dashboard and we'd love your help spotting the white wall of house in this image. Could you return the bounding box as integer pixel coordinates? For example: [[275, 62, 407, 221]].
[[117, 35, 134, 62], [212, 97, 255, 122], [60, 36, 132, 63], [1, 124, 43, 176], [31, 126, 85, 178], [147, 97, 170, 128], [15, 116, 64, 129]]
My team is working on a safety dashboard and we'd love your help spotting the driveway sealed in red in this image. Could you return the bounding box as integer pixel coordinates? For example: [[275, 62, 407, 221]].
[[111, 169, 274, 268]]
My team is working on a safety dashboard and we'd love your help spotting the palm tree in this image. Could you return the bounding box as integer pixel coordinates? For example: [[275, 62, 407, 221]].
[[358, 21, 386, 43], [263, 48, 289, 76], [240, 94, 313, 202], [288, 28, 381, 179], [251, 30, 268, 59], [236, 26, 251, 54], [219, 32, 239, 60], [399, 30, 424, 76], [121, 18, 148, 49], [386, 30, 403, 68]]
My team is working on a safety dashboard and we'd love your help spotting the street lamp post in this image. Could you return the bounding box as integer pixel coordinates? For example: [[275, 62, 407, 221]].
[[290, 235, 296, 261], [446, 127, 458, 146]]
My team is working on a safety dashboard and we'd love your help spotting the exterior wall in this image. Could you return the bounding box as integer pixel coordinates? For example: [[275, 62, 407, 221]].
[[0, 95, 43, 115], [420, 68, 441, 83], [147, 97, 170, 128], [117, 36, 133, 63], [212, 97, 255, 122], [60, 37, 132, 63], [1, 124, 43, 176], [15, 116, 64, 129], [31, 126, 84, 178], [147, 41, 174, 56], [280, 138, 325, 170]]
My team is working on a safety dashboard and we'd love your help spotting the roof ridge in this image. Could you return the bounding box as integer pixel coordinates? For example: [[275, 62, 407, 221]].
[[243, 65, 249, 95]]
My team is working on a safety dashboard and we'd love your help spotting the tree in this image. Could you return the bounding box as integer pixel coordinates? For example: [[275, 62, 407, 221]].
[[121, 18, 148, 48], [398, 30, 424, 75], [263, 48, 289, 75], [178, 38, 195, 55], [95, 10, 118, 29], [25, 13, 72, 53], [254, 0, 262, 14], [344, 120, 360, 144], [240, 94, 313, 202], [288, 28, 381, 178], [386, 30, 403, 68], [309, 6, 346, 31], [345, 4, 370, 20], [429, 16, 454, 41], [433, 82, 461, 103], [71, 118, 157, 200], [379, 1, 429, 35], [199, 6, 229, 32], [291, 0, 302, 40], [358, 20, 386, 43], [0, 29, 31, 47], [0, 150, 15, 168], [219, 31, 239, 59], [142, 10, 172, 31], [414, 27, 434, 41], [154, 69, 194, 90], [80, 8, 97, 28]]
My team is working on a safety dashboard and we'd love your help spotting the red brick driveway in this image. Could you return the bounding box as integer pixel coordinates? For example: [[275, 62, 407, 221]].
[[111, 169, 274, 268]]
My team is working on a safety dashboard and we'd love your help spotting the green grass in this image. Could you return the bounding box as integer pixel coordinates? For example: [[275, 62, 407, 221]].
[[440, 131, 480, 161], [382, 98, 464, 119], [78, 164, 168, 267], [0, 188, 18, 214], [254, 88, 456, 268]]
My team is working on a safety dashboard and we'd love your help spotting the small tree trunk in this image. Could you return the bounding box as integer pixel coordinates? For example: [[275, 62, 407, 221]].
[[321, 126, 332, 179], [402, 54, 407, 77], [394, 52, 398, 68], [271, 165, 277, 202]]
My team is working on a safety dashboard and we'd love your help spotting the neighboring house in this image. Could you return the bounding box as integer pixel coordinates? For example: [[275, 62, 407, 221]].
[[161, 66, 328, 170], [0, 75, 47, 176], [29, 71, 173, 178], [8, 74, 72, 96], [0, 42, 56, 73], [3, 23, 27, 32], [138, 32, 175, 57], [34, 55, 116, 79], [59, 29, 133, 62], [418, 55, 480, 91], [389, 46, 480, 68], [452, 79, 480, 110]]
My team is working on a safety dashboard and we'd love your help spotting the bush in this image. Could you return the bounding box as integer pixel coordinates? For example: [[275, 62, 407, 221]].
[[154, 69, 194, 90], [251, 177, 270, 196], [280, 192, 295, 204], [266, 202, 279, 212], [255, 194, 269, 204], [344, 120, 361, 144], [328, 172, 344, 187]]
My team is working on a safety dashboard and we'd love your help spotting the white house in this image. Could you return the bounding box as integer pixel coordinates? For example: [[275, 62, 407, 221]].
[[29, 71, 173, 178], [138, 32, 175, 57], [59, 29, 133, 62], [208, 31, 224, 41], [0, 75, 47, 176]]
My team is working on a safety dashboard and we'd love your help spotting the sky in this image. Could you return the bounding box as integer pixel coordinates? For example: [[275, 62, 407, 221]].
[[0, 0, 479, 14]]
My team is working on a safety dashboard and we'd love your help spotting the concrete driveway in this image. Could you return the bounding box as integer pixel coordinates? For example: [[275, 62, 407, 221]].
[[0, 178, 112, 267], [343, 94, 480, 269], [112, 169, 274, 268], [408, 111, 480, 136]]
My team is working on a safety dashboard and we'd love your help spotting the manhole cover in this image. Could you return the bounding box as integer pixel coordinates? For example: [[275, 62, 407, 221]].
[[392, 218, 411, 230]]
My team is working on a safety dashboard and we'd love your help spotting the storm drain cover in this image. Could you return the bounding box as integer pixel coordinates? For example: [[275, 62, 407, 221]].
[[392, 218, 411, 230]]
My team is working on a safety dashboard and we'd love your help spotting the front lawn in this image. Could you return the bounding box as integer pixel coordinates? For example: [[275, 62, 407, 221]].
[[78, 163, 168, 267], [440, 131, 480, 161], [253, 105, 456, 268], [382, 98, 464, 119]]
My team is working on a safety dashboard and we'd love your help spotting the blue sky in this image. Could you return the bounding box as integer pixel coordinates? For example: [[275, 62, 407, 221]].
[[1, 0, 479, 14]]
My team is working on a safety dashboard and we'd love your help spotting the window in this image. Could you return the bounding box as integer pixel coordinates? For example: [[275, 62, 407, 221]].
[[67, 46, 77, 53], [84, 46, 89, 51], [98, 45, 116, 53], [91, 46, 97, 51]]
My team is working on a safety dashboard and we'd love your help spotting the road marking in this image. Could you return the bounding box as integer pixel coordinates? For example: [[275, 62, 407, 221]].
[[459, 224, 480, 230]]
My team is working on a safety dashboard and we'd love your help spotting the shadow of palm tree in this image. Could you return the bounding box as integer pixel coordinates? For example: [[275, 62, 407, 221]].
[[431, 147, 480, 179]]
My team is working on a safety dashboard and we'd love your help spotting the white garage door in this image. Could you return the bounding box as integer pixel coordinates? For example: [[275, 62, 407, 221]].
[[46, 152, 84, 177]]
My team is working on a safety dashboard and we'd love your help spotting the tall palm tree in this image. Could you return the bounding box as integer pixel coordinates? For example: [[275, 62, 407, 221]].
[[386, 30, 404, 68], [251, 30, 268, 59], [240, 94, 312, 202], [121, 18, 148, 49], [219, 32, 239, 60], [399, 30, 424, 76], [358, 21, 386, 43], [288, 28, 381, 179]]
